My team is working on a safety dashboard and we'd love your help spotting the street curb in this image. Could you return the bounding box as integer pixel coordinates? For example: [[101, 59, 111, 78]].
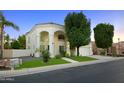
[[0, 57, 124, 77]]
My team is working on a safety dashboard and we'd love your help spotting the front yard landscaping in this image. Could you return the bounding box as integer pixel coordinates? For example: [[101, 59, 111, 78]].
[[69, 56, 97, 62], [16, 58, 69, 69], [15, 56, 97, 70]]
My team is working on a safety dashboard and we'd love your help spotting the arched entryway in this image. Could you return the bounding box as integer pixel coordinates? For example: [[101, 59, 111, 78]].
[[40, 31, 49, 51], [54, 31, 66, 55]]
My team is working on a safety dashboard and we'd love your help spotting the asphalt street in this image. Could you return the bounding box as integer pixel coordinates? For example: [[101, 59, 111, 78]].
[[1, 59, 124, 83]]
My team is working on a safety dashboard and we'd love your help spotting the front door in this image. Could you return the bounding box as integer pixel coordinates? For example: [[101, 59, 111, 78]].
[[59, 46, 65, 55]]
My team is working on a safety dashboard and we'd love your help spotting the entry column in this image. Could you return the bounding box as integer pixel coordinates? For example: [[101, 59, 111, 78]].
[[35, 33, 40, 57], [49, 32, 54, 57], [36, 33, 40, 49]]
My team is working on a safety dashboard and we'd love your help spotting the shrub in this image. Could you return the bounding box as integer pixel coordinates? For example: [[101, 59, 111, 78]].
[[55, 55, 62, 59], [112, 48, 117, 57], [60, 50, 66, 57], [35, 48, 40, 53], [100, 50, 105, 55], [42, 50, 50, 63], [65, 53, 70, 58]]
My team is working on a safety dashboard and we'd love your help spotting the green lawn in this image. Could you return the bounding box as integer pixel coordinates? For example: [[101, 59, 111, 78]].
[[69, 56, 97, 62], [16, 58, 69, 69]]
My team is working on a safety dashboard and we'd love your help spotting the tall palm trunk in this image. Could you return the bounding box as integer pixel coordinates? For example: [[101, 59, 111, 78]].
[[0, 25, 3, 58]]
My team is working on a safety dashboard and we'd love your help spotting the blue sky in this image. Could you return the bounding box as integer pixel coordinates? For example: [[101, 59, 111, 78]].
[[3, 10, 124, 42]]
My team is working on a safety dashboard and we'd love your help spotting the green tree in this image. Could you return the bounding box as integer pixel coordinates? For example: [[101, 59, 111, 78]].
[[0, 11, 19, 58], [64, 12, 91, 56], [5, 34, 10, 42], [18, 35, 26, 49], [4, 34, 10, 49], [93, 23, 114, 55], [11, 40, 20, 49], [4, 42, 10, 49]]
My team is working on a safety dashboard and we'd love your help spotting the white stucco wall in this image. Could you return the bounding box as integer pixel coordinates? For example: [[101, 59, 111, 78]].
[[26, 30, 37, 55], [74, 43, 93, 56], [3, 49, 31, 58]]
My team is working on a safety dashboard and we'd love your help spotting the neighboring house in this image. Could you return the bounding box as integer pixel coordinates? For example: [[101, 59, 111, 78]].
[[119, 41, 124, 55], [92, 41, 124, 56], [108, 41, 124, 55], [26, 22, 93, 57]]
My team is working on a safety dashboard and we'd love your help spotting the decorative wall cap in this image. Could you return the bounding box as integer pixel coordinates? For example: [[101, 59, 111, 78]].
[[36, 22, 64, 27]]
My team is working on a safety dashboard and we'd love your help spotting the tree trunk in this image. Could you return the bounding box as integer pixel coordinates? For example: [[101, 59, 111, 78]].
[[104, 48, 107, 56], [70, 49, 73, 56], [70, 48, 74, 56], [77, 46, 80, 56], [0, 26, 3, 58]]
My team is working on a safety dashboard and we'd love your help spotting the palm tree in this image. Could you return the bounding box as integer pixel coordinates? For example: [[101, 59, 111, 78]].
[[0, 11, 19, 58]]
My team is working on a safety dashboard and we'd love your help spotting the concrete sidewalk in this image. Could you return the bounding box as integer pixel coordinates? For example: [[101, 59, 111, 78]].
[[0, 56, 124, 78], [88, 55, 116, 60], [62, 57, 78, 63]]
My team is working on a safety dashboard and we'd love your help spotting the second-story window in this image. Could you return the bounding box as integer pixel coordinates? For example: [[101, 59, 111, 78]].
[[58, 35, 65, 40]]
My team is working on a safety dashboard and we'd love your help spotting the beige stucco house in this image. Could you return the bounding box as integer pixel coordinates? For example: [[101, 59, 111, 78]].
[[26, 22, 93, 57]]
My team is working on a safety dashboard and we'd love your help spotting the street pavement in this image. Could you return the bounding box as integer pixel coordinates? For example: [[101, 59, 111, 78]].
[[0, 59, 124, 83]]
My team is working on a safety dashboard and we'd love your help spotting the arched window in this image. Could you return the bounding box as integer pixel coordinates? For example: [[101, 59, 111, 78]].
[[58, 34, 65, 40]]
